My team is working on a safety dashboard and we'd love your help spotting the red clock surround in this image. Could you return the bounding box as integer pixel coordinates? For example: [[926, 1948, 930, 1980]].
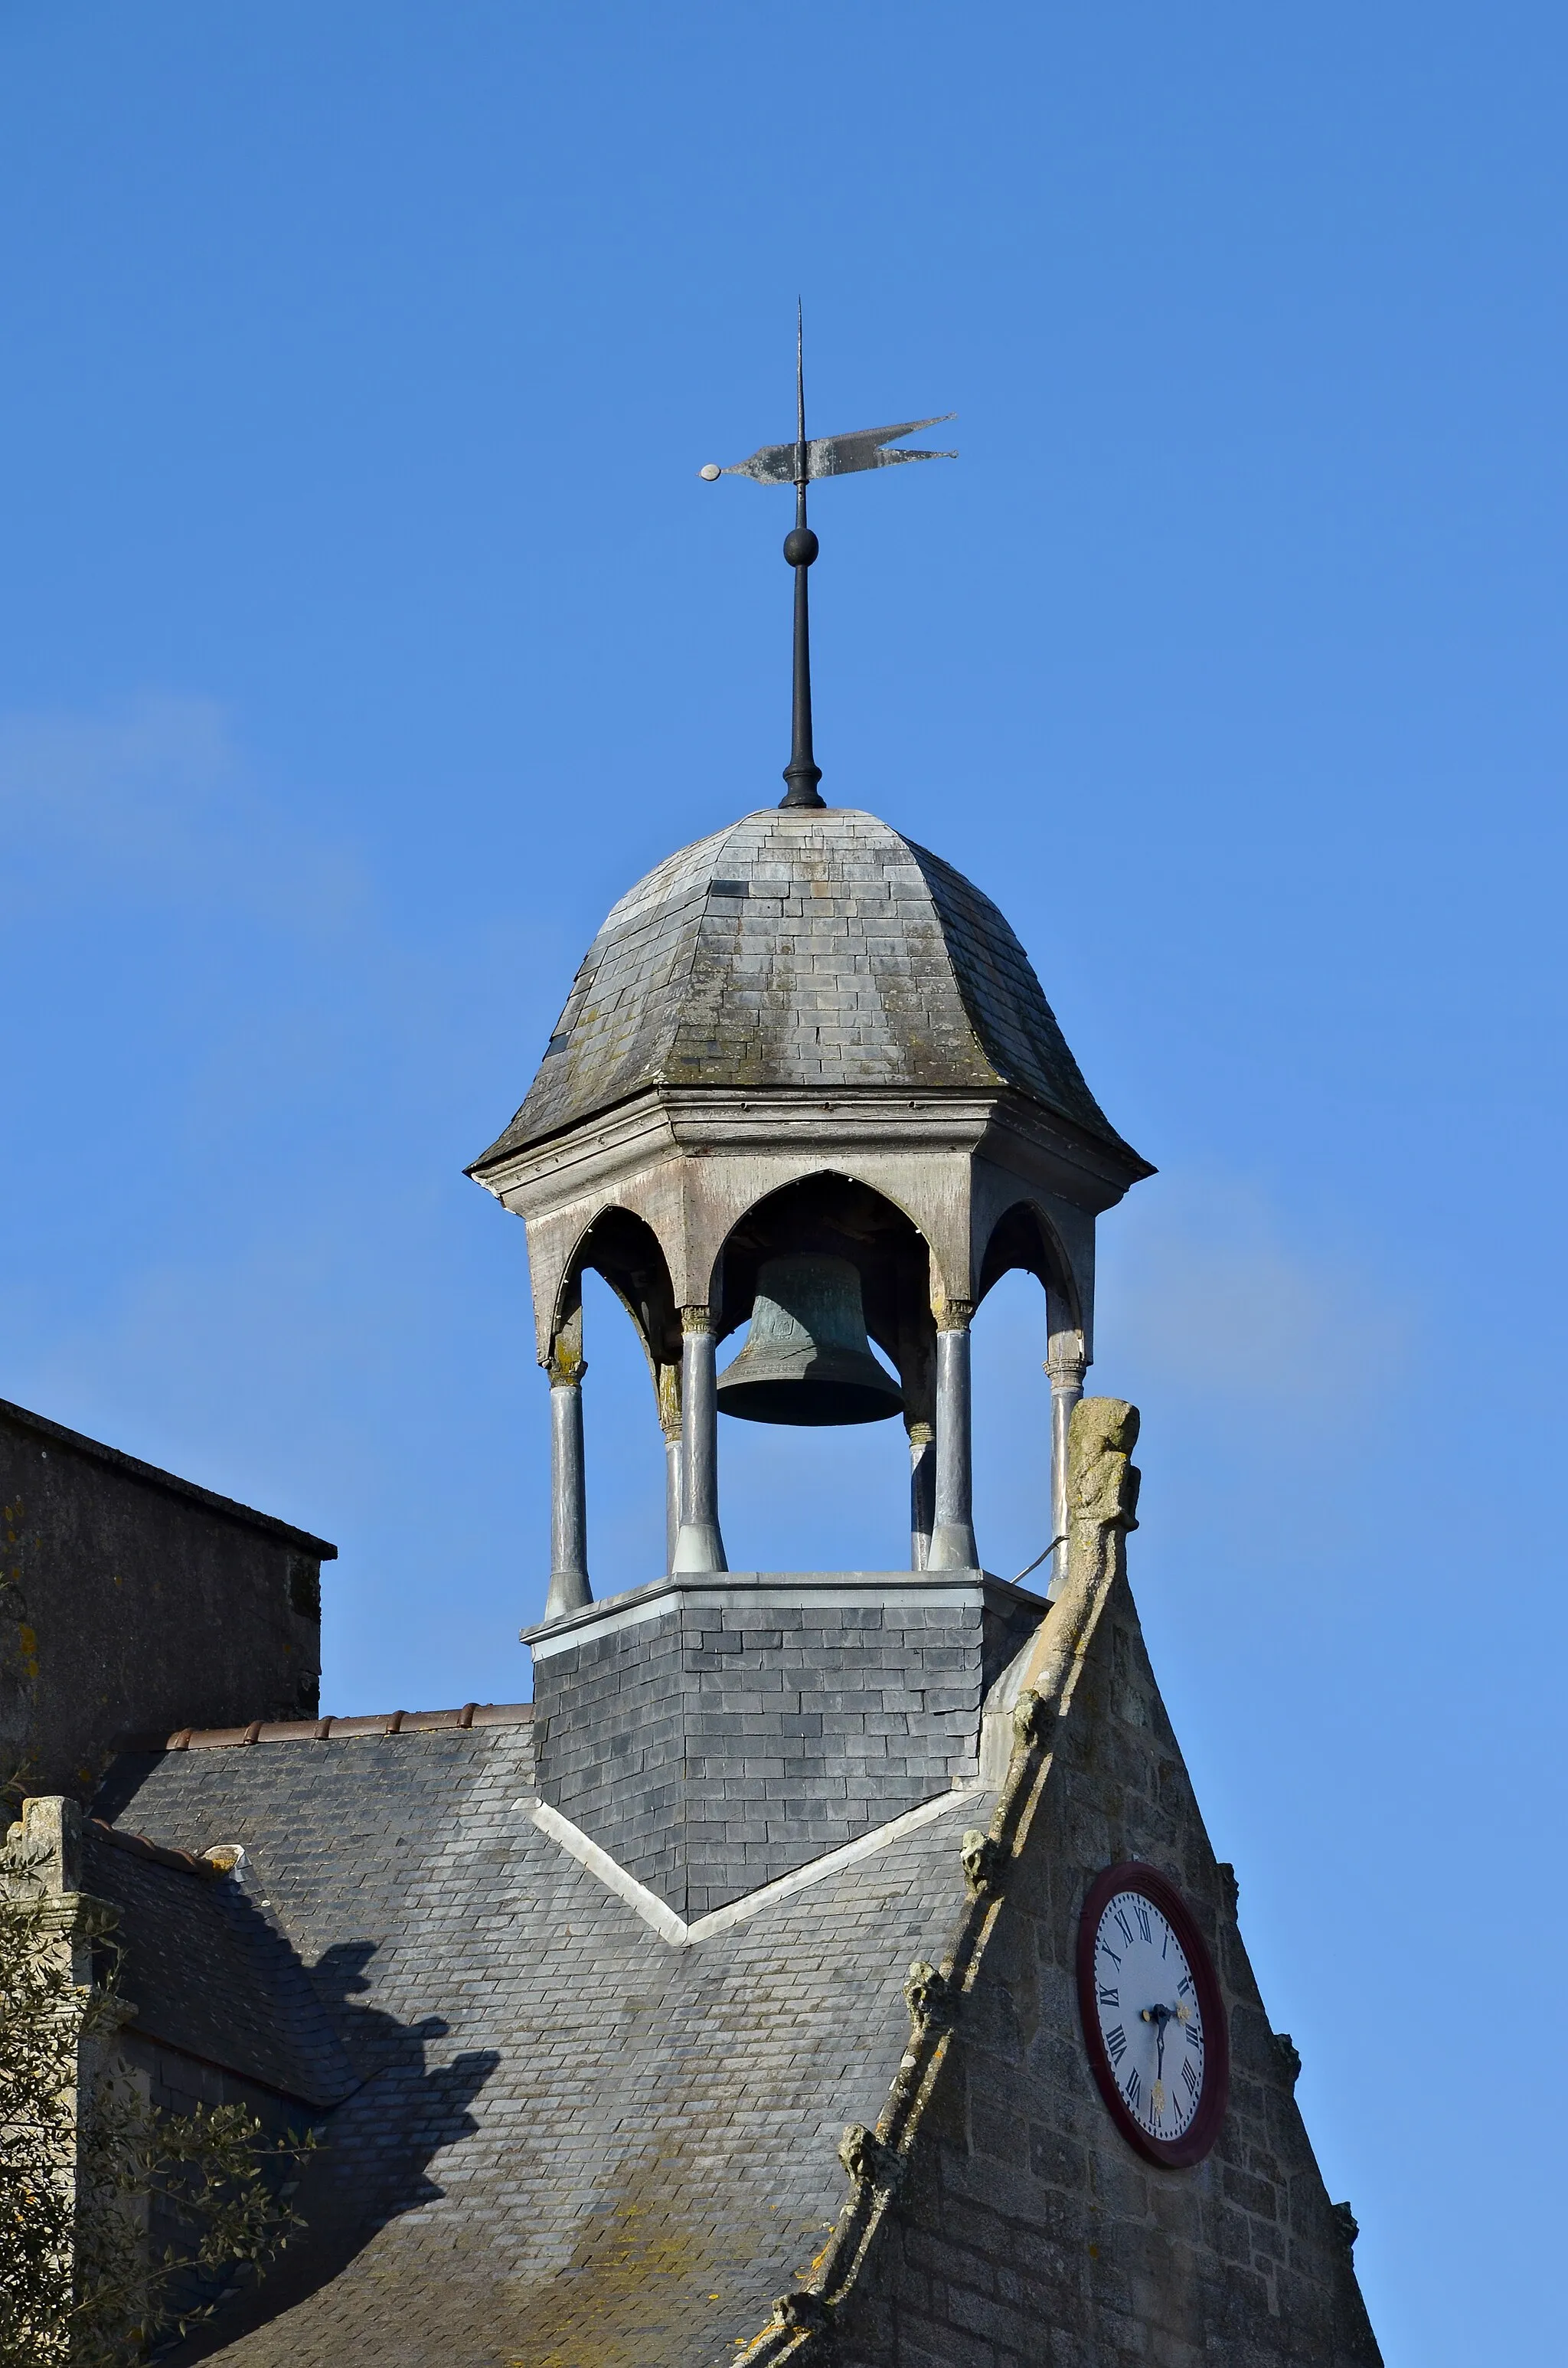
[[1076, 1860, 1230, 2169]]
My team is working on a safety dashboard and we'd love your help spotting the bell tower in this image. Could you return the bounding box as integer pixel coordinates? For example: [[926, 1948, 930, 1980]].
[[467, 342, 1152, 1921], [468, 808, 1151, 1923]]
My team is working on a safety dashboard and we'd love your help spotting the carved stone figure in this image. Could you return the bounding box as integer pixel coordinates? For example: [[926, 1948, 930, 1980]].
[[838, 2123, 890, 2189], [903, 1959, 955, 2031], [960, 1829, 1004, 1897], [769, 2290, 828, 2332], [1012, 1396, 1142, 1719], [1067, 1395, 1139, 1563]]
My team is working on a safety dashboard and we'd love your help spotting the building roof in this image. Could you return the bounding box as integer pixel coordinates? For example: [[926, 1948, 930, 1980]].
[[83, 1820, 355, 2109], [90, 1568, 1380, 2368], [97, 1716, 978, 2366], [470, 806, 1143, 1169]]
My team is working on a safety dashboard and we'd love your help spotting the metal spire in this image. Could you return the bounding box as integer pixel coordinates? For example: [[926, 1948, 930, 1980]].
[[701, 311, 956, 811], [782, 303, 821, 808]]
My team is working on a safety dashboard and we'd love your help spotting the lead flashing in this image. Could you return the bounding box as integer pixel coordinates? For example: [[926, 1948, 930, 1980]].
[[525, 1781, 985, 1948], [521, 1568, 1045, 1660]]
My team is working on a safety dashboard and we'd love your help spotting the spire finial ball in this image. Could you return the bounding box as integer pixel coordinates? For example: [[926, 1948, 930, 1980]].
[[698, 463, 722, 481], [782, 526, 819, 567]]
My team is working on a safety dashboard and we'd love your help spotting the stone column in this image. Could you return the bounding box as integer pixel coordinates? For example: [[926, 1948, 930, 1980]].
[[658, 1362, 683, 1576], [927, 1306, 978, 1572], [672, 1307, 727, 1573], [544, 1307, 590, 1621], [907, 1424, 936, 1569], [1045, 1306, 1087, 1601]]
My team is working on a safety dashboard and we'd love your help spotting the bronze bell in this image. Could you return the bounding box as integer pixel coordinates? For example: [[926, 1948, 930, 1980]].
[[717, 1254, 904, 1427]]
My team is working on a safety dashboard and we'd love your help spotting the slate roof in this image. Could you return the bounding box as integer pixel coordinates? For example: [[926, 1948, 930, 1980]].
[[83, 1823, 354, 2110], [471, 807, 1140, 1166], [96, 1717, 983, 2366]]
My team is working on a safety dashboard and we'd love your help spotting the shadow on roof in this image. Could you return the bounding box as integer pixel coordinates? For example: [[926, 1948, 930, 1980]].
[[164, 1940, 500, 2361]]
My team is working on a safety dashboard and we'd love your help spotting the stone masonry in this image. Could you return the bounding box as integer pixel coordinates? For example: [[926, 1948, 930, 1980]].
[[822, 1566, 1380, 2367], [1, 1394, 334, 1799]]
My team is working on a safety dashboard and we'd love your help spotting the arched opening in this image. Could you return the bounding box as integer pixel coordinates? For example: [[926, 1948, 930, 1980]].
[[975, 1198, 1076, 1319], [543, 1206, 682, 1613], [575, 1271, 672, 1585], [971, 1267, 1055, 1584], [710, 1173, 933, 1573], [560, 1204, 683, 1375], [972, 1198, 1084, 1596]]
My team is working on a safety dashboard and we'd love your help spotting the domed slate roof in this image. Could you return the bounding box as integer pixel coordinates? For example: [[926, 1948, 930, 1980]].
[[473, 807, 1138, 1167]]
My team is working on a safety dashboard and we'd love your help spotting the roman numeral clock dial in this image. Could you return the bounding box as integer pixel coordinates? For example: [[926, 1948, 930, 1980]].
[[1076, 1863, 1230, 2168]]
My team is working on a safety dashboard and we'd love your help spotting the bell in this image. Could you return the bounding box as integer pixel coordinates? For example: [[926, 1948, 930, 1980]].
[[717, 1254, 904, 1427]]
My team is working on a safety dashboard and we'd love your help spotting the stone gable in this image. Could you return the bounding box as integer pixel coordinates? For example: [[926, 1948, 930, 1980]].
[[821, 1570, 1380, 2368]]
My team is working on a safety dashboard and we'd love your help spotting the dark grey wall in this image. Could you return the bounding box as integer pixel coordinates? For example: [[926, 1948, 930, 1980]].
[[531, 1575, 1040, 1922], [0, 1398, 332, 1799]]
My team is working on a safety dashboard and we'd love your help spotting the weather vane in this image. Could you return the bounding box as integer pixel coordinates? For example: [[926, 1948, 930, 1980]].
[[701, 305, 956, 809]]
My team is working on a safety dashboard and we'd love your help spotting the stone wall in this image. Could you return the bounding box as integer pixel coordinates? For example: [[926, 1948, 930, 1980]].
[[831, 1571, 1380, 2366], [1, 1398, 333, 1798], [528, 1571, 1040, 1922]]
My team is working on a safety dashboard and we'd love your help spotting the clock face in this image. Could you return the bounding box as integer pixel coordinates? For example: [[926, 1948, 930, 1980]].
[[1076, 1863, 1230, 2167]]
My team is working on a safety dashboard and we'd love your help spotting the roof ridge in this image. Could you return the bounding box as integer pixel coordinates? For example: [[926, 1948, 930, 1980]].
[[89, 1817, 221, 1880], [115, 1702, 533, 1754], [899, 830, 1139, 1154]]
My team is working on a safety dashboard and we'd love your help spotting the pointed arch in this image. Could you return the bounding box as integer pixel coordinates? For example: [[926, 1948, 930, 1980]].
[[975, 1196, 1081, 1324], [554, 1205, 683, 1383]]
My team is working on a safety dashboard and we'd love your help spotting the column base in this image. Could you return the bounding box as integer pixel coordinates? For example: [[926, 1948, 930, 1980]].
[[544, 1567, 593, 1621], [671, 1520, 727, 1575], [926, 1520, 978, 1572]]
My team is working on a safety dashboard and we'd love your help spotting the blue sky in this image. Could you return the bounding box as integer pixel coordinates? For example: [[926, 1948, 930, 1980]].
[[2, 6, 1563, 2358]]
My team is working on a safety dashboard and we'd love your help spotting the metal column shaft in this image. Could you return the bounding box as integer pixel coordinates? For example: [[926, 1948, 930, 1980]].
[[672, 1313, 727, 1573], [664, 1428, 683, 1575], [544, 1378, 590, 1621], [908, 1422, 936, 1570], [927, 1320, 978, 1571]]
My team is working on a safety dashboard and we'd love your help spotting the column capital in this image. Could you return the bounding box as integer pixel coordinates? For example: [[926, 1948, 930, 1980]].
[[679, 1303, 715, 1336], [934, 1300, 974, 1334], [1045, 1325, 1086, 1385]]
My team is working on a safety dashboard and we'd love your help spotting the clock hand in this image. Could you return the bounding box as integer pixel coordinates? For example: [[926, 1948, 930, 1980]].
[[1140, 2003, 1183, 2095], [1138, 2005, 1168, 2082]]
